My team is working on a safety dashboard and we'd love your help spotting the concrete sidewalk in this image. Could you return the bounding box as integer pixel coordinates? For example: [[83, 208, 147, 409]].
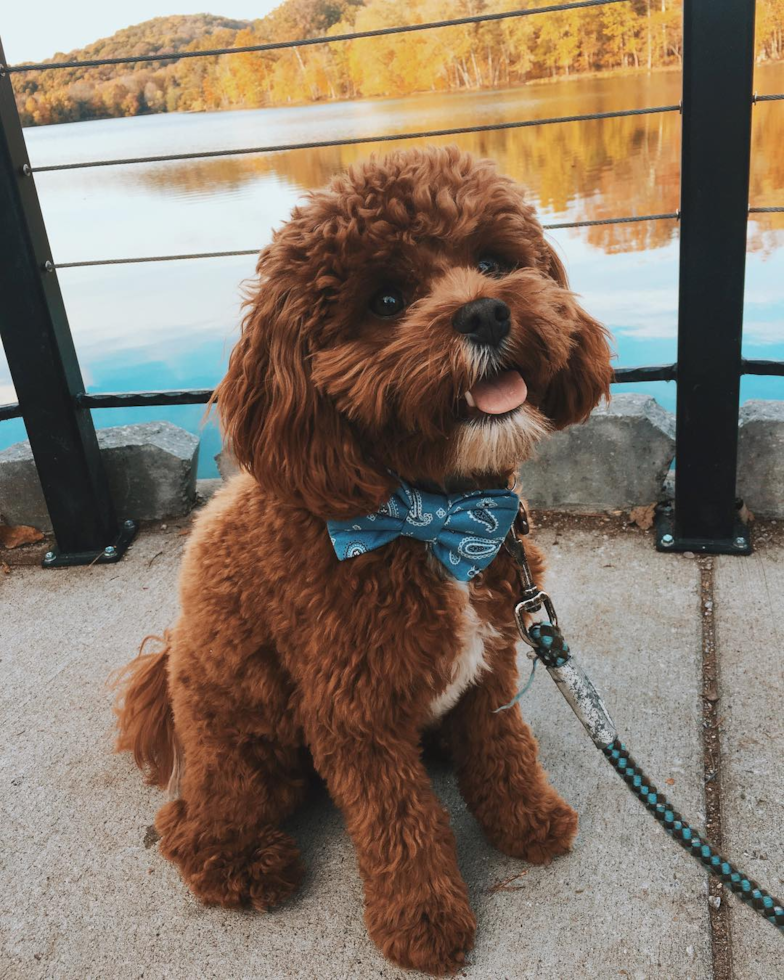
[[1, 510, 781, 980]]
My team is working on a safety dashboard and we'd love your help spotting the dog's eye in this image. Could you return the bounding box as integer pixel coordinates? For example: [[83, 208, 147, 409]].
[[369, 286, 405, 319], [477, 255, 508, 277]]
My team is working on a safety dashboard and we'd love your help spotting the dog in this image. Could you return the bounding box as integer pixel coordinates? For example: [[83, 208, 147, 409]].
[[114, 145, 613, 975]]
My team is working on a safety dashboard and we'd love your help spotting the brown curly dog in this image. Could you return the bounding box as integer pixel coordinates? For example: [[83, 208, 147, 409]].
[[114, 145, 613, 975]]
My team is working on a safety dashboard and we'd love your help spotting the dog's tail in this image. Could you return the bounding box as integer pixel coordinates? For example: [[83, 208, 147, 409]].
[[112, 633, 178, 791]]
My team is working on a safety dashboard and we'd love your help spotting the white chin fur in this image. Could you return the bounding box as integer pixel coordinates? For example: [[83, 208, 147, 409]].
[[450, 405, 550, 476]]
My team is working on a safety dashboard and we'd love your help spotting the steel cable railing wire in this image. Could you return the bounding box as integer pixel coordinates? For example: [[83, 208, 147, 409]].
[[30, 104, 680, 173], [50, 213, 681, 269], [3, 0, 630, 74], [54, 209, 784, 268], [544, 211, 679, 230], [54, 248, 260, 269], [754, 93, 784, 102]]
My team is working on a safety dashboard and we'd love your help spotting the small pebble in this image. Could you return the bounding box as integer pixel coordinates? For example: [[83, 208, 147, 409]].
[[708, 895, 722, 910], [160, 524, 168, 530], [683, 551, 695, 558]]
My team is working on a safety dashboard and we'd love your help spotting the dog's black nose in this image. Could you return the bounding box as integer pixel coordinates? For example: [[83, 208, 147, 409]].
[[452, 298, 510, 347]]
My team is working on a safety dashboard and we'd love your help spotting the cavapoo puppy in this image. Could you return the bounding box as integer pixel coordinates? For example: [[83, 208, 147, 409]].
[[115, 145, 612, 975]]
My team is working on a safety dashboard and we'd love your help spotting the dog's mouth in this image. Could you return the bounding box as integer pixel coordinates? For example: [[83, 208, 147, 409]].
[[460, 368, 528, 422]]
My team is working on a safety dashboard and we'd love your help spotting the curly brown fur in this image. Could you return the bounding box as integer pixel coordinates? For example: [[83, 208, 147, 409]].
[[114, 146, 612, 975]]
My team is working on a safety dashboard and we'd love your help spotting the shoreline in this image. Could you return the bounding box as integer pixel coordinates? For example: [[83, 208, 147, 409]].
[[19, 59, 784, 129]]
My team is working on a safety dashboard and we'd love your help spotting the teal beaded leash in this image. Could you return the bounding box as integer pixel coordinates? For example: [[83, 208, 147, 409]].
[[502, 506, 784, 935]]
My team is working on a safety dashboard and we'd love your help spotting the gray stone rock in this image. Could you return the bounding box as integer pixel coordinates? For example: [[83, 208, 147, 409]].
[[0, 441, 51, 532], [215, 447, 240, 480], [0, 421, 199, 531], [196, 478, 223, 505], [518, 394, 676, 511], [738, 400, 784, 517]]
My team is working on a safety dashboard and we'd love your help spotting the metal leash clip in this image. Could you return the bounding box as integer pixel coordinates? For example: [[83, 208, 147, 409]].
[[503, 503, 558, 649], [503, 501, 616, 745], [514, 591, 558, 650]]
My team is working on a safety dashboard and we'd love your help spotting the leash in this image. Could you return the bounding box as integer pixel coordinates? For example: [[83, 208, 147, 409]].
[[502, 505, 784, 934]]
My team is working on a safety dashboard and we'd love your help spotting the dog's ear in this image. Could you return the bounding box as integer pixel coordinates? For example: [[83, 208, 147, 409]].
[[539, 240, 615, 429], [216, 261, 394, 520], [542, 238, 569, 289]]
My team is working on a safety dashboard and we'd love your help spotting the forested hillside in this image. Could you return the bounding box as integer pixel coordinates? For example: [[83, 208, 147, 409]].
[[11, 0, 784, 126]]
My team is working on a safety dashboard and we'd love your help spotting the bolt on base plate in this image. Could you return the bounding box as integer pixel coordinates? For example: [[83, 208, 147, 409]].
[[654, 503, 751, 556], [42, 519, 138, 568]]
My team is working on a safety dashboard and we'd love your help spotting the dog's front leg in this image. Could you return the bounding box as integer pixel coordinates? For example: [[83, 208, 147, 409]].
[[446, 647, 578, 865], [306, 715, 475, 975]]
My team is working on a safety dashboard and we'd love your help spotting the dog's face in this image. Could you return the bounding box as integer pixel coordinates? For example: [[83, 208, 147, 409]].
[[219, 147, 613, 519]]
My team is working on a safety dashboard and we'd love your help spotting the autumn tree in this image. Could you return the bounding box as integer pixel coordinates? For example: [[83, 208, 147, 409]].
[[11, 0, 784, 127]]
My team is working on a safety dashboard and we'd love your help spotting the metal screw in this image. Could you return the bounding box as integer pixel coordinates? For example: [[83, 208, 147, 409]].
[[734, 536, 746, 548], [124, 519, 135, 528], [20, 163, 32, 177], [44, 551, 55, 561], [42, 260, 54, 273], [104, 545, 116, 556], [660, 534, 674, 548]]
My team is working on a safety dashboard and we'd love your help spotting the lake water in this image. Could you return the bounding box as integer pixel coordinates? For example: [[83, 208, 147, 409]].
[[2, 66, 783, 476]]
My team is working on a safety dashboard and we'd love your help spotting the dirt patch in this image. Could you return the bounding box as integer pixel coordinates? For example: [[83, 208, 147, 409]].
[[530, 508, 651, 541], [533, 509, 783, 553]]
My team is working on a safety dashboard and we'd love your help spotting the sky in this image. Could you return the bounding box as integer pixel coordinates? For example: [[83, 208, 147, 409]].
[[0, 2, 283, 64]]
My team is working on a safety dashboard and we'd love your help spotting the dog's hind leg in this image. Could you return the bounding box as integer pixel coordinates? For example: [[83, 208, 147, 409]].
[[155, 638, 308, 911]]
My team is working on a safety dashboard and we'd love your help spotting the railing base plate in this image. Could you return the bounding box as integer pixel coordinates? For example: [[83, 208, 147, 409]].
[[42, 519, 138, 568], [654, 505, 751, 556]]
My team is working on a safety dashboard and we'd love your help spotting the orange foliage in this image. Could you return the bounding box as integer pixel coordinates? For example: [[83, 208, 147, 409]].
[[12, 2, 783, 127]]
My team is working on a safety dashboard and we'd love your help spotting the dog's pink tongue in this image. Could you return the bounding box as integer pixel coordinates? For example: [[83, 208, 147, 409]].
[[468, 370, 528, 415]]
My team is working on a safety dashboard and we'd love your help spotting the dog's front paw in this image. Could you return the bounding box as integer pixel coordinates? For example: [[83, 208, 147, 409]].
[[485, 790, 578, 865], [365, 880, 476, 975], [156, 800, 303, 910]]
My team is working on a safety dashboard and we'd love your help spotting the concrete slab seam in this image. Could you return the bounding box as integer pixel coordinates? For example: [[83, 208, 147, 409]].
[[699, 555, 733, 979]]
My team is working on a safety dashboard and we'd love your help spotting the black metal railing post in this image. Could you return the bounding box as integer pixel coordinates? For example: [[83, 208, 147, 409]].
[[658, 0, 756, 555], [0, 40, 136, 565]]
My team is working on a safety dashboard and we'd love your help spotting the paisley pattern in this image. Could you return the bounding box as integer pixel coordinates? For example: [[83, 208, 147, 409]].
[[327, 478, 519, 582], [457, 536, 498, 559], [401, 485, 434, 527], [467, 507, 499, 533]]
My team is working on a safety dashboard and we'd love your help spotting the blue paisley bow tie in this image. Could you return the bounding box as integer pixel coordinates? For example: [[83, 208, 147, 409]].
[[327, 479, 519, 582]]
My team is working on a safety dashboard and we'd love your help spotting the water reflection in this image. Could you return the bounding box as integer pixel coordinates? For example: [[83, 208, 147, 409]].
[[133, 64, 784, 254], [137, 73, 684, 255]]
